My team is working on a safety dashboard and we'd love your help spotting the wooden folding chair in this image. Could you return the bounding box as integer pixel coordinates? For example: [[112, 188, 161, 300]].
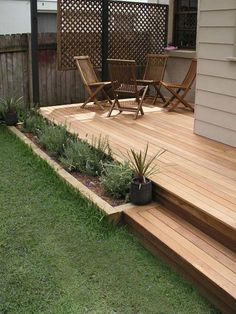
[[107, 59, 148, 120], [160, 58, 197, 112], [74, 56, 112, 109], [137, 54, 168, 105]]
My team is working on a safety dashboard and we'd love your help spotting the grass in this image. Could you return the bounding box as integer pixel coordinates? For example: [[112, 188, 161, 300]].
[[0, 126, 218, 314]]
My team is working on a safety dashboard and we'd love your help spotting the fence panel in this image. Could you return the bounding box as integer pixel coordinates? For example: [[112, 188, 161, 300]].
[[0, 33, 85, 106], [0, 34, 29, 102]]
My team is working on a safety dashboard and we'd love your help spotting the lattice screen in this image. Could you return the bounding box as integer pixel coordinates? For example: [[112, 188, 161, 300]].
[[108, 1, 168, 66], [57, 0, 168, 70], [58, 0, 103, 70]]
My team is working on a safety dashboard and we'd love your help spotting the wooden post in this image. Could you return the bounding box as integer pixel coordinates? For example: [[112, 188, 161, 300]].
[[30, 0, 40, 105], [101, 0, 109, 81]]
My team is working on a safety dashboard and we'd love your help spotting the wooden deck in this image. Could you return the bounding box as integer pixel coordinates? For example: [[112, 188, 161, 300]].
[[40, 102, 236, 244], [124, 204, 236, 313], [40, 102, 236, 312]]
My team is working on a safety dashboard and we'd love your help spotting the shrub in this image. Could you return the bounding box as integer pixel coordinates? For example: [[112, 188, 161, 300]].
[[91, 135, 112, 161], [22, 113, 47, 135], [38, 123, 68, 157], [100, 161, 133, 199], [60, 139, 91, 173], [60, 136, 112, 176]]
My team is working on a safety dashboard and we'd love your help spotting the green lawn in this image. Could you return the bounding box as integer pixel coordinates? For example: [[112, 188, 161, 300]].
[[0, 126, 218, 314]]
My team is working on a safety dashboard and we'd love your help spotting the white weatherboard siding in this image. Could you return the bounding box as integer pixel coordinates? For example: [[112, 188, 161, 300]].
[[0, 0, 57, 35], [194, 0, 236, 147], [38, 0, 57, 13], [0, 0, 31, 35]]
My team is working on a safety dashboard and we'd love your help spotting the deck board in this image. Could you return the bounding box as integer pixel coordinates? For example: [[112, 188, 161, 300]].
[[140, 211, 236, 287], [40, 103, 236, 242], [124, 204, 236, 313]]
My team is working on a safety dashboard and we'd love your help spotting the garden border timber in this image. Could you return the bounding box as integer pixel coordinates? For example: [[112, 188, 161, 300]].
[[8, 126, 125, 225]]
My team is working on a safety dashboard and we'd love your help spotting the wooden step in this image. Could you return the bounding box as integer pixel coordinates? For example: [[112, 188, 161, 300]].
[[39, 104, 236, 252], [153, 184, 236, 251], [124, 204, 236, 314]]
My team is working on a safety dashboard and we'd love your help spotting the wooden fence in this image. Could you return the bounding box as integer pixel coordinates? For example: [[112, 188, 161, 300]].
[[0, 33, 85, 106]]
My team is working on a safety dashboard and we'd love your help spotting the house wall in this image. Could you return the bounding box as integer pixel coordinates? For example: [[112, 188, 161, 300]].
[[0, 0, 31, 35], [164, 54, 196, 102], [0, 0, 57, 35], [38, 13, 57, 33], [160, 0, 196, 103], [38, 0, 57, 13], [194, 0, 236, 147]]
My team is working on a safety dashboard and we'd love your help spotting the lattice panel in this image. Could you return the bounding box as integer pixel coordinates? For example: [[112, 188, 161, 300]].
[[58, 0, 103, 70], [108, 1, 168, 66], [57, 0, 168, 70]]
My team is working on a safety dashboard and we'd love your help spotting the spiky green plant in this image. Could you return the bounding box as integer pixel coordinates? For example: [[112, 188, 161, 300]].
[[127, 144, 165, 183], [0, 97, 24, 117]]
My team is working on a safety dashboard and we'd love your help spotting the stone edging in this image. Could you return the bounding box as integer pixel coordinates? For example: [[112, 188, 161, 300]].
[[8, 126, 125, 224]]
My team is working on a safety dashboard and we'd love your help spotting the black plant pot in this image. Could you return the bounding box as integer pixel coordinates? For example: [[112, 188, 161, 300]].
[[130, 178, 152, 205], [5, 111, 18, 126]]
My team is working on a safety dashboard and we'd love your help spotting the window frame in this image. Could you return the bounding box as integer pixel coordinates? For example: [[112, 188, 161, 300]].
[[173, 0, 198, 50]]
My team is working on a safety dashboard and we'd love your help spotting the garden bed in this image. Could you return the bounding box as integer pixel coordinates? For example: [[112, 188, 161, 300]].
[[19, 128, 126, 208], [8, 108, 160, 222], [9, 124, 129, 224], [70, 172, 125, 207]]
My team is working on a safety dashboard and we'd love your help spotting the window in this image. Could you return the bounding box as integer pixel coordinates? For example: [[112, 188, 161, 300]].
[[173, 0, 198, 50]]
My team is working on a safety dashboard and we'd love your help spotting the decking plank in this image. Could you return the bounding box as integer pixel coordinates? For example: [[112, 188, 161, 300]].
[[113, 117, 236, 170], [39, 104, 236, 242], [149, 207, 236, 271], [125, 206, 236, 299], [124, 207, 236, 314], [140, 210, 236, 286]]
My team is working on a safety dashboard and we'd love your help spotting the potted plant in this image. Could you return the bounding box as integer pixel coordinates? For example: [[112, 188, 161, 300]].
[[127, 144, 165, 205], [0, 97, 23, 126]]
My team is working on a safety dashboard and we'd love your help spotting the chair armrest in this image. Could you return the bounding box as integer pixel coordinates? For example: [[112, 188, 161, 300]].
[[88, 81, 111, 87], [160, 81, 184, 89], [136, 79, 154, 84]]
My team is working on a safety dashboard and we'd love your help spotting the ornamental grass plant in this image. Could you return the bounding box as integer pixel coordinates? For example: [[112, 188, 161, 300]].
[[127, 144, 165, 184], [0, 96, 24, 117]]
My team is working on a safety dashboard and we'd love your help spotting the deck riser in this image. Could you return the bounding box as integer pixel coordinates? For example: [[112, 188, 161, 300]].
[[153, 184, 236, 252], [124, 214, 236, 314]]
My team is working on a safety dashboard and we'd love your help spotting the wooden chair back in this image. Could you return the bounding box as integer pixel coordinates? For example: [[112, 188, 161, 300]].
[[74, 56, 98, 85], [143, 54, 168, 82], [182, 58, 197, 89], [108, 59, 137, 92]]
